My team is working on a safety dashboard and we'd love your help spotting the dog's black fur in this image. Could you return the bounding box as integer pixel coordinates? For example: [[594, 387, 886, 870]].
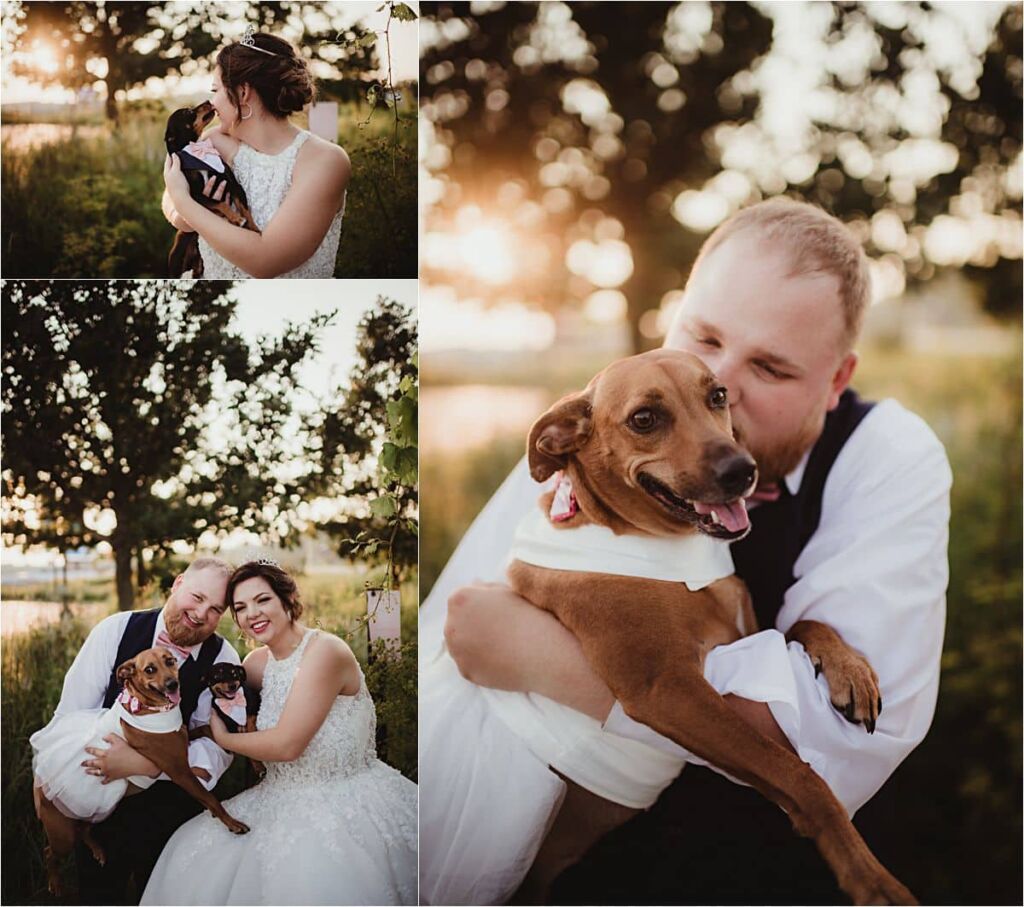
[[200, 662, 260, 733], [164, 101, 259, 278]]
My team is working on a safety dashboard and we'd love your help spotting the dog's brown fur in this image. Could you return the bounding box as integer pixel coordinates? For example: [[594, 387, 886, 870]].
[[34, 646, 249, 896], [506, 349, 912, 905]]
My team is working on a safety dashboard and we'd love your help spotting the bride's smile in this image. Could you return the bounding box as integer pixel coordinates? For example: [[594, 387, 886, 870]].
[[230, 575, 303, 656]]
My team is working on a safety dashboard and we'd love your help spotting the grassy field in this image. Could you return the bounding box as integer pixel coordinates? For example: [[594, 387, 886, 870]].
[[1, 565, 417, 905], [0, 97, 416, 278], [420, 345, 1023, 905]]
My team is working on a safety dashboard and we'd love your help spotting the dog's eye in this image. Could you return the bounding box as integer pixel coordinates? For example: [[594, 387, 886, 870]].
[[628, 409, 659, 433], [144, 665, 156, 674], [709, 387, 728, 409]]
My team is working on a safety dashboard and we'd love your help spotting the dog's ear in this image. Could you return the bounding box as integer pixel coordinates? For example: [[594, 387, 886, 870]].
[[116, 659, 136, 683], [527, 392, 593, 482], [235, 665, 247, 682]]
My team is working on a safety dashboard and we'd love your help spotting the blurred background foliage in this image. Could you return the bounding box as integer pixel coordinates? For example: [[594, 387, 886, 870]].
[[420, 1, 1020, 349], [1, 0, 418, 277], [420, 2, 1022, 903]]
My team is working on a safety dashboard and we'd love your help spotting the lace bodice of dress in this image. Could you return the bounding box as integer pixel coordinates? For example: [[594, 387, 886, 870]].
[[197, 129, 345, 279], [258, 629, 376, 784]]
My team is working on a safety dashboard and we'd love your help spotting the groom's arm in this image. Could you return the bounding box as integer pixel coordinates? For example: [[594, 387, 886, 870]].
[[54, 612, 132, 717]]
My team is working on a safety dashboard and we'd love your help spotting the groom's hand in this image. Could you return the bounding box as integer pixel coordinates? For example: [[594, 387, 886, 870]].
[[82, 734, 160, 783], [445, 582, 615, 721]]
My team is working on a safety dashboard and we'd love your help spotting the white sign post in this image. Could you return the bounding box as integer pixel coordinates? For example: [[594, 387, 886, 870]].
[[366, 588, 401, 655], [308, 102, 339, 143]]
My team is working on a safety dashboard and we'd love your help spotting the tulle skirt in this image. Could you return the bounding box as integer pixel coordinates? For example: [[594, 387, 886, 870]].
[[419, 654, 567, 906], [31, 708, 141, 822]]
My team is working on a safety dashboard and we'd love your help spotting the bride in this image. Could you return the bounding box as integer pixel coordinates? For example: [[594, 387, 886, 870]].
[[141, 560, 417, 906], [161, 30, 349, 278]]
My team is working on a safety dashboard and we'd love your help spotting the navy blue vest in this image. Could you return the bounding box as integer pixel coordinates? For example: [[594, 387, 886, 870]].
[[102, 608, 223, 725], [557, 389, 899, 904], [732, 388, 875, 629]]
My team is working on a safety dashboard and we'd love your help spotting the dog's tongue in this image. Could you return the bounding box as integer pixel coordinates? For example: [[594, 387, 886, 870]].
[[694, 499, 750, 534], [168, 689, 181, 707]]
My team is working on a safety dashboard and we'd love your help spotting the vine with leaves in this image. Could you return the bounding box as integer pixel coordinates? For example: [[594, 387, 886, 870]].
[[357, 0, 418, 174]]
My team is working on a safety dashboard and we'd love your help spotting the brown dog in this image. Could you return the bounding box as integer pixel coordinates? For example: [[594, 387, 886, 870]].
[[33, 646, 248, 895], [505, 349, 912, 905]]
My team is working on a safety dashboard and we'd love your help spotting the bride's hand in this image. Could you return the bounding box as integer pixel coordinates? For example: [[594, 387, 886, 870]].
[[163, 154, 191, 209]]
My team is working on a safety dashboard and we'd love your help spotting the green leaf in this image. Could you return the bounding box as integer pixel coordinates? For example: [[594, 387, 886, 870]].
[[392, 2, 418, 21], [358, 32, 378, 48], [370, 495, 397, 518], [380, 441, 400, 473]]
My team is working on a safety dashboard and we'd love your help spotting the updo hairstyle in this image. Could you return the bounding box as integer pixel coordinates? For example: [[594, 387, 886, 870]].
[[216, 33, 315, 120]]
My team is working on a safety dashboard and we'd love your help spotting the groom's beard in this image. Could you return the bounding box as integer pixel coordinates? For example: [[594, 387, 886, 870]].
[[737, 404, 826, 488], [164, 602, 209, 648]]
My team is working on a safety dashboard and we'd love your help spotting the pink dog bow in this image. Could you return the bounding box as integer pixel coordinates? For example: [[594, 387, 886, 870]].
[[182, 139, 225, 173]]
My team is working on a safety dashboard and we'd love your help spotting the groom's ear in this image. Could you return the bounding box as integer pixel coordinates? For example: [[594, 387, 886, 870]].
[[116, 658, 136, 683]]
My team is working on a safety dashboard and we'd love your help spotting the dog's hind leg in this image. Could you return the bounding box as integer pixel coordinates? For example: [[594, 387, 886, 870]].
[[81, 824, 106, 867], [511, 778, 639, 905]]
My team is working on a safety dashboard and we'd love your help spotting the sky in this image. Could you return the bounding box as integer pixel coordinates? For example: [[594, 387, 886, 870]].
[[233, 278, 417, 402], [0, 0, 420, 104]]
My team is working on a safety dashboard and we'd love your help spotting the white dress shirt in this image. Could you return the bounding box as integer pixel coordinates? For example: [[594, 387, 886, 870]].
[[420, 398, 951, 817], [54, 609, 240, 791]]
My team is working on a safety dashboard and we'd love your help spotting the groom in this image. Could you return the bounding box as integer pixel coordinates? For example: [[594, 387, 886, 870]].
[[54, 556, 241, 904], [435, 198, 951, 902]]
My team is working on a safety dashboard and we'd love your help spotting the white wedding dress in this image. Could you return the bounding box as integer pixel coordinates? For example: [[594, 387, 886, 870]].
[[141, 630, 417, 906], [198, 129, 345, 279]]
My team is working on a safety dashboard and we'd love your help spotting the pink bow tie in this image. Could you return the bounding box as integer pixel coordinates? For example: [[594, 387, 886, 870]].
[[156, 630, 194, 661], [216, 688, 246, 712], [747, 482, 783, 503]]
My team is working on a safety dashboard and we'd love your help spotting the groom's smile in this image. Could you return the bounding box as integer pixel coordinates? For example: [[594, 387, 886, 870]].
[[164, 565, 230, 647]]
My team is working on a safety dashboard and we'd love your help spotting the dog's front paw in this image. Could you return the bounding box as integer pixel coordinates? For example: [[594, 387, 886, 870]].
[[810, 649, 882, 733], [226, 818, 250, 835]]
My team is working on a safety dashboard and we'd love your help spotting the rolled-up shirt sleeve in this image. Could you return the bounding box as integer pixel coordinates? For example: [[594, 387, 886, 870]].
[[604, 401, 951, 817]]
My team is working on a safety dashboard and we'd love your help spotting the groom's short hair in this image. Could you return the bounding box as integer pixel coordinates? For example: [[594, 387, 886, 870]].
[[690, 198, 872, 353], [185, 556, 234, 581]]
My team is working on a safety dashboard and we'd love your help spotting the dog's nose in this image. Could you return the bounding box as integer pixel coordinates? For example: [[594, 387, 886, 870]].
[[166, 679, 179, 692], [714, 454, 757, 496]]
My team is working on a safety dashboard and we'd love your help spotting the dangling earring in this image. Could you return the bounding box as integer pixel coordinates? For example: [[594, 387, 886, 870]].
[[240, 103, 253, 121]]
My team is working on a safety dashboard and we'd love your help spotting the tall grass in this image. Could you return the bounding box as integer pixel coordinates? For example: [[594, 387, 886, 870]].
[[0, 99, 416, 278], [1, 566, 418, 905], [419, 347, 1023, 904]]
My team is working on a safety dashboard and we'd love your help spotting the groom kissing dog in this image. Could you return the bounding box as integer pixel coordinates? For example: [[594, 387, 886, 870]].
[[56, 557, 243, 904], [432, 199, 950, 905]]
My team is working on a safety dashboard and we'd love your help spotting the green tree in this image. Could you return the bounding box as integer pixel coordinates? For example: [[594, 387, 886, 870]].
[[11, 0, 382, 123], [421, 1, 1021, 351], [1, 280, 331, 610], [311, 296, 417, 580]]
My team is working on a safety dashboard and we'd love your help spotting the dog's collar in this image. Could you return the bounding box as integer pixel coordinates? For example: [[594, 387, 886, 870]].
[[511, 504, 735, 589], [118, 687, 177, 715], [549, 472, 578, 522]]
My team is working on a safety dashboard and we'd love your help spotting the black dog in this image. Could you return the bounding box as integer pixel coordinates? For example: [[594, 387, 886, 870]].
[[164, 101, 259, 277], [189, 662, 264, 778]]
